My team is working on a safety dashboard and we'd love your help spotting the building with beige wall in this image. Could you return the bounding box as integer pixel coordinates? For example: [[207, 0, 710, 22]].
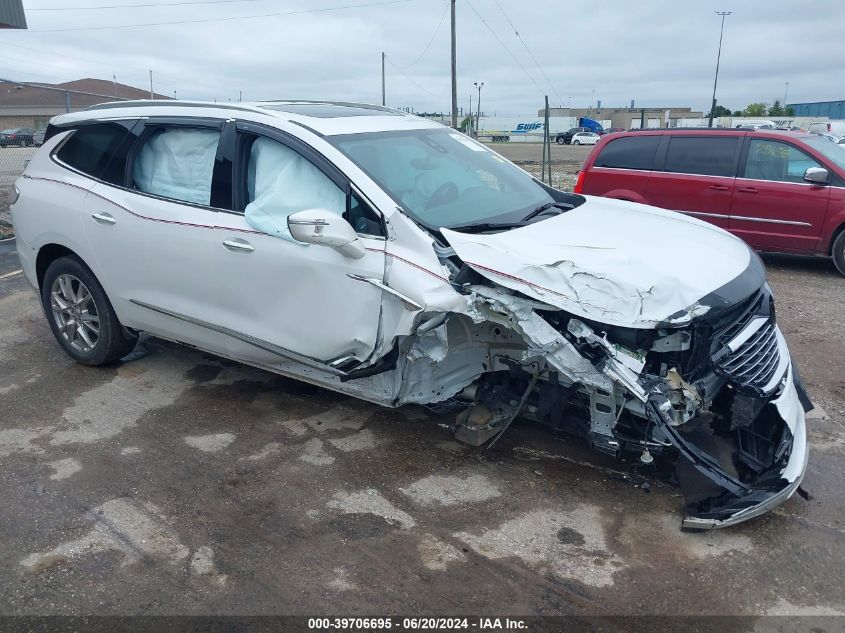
[[537, 106, 705, 129]]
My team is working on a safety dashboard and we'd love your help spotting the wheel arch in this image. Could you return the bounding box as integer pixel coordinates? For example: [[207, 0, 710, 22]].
[[829, 221, 845, 256], [36, 243, 83, 290]]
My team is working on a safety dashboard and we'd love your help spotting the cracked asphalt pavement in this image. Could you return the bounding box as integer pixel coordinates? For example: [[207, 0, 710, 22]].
[[0, 237, 844, 620]]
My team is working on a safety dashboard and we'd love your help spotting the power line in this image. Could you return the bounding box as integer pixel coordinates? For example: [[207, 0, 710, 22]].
[[24, 0, 415, 32], [462, 0, 545, 96], [0, 41, 222, 95], [399, 1, 449, 70], [30, 0, 291, 10], [384, 55, 442, 99], [490, 0, 563, 104]]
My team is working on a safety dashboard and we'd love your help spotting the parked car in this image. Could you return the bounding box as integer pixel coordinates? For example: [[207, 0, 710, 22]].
[[575, 128, 845, 275], [0, 127, 35, 147], [10, 100, 810, 529], [555, 127, 588, 145], [570, 131, 599, 146], [32, 128, 46, 147]]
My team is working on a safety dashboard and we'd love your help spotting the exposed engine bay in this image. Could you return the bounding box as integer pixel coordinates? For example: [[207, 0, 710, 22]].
[[345, 233, 812, 531]]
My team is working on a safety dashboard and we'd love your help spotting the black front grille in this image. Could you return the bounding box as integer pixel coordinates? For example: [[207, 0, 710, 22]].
[[718, 319, 781, 394]]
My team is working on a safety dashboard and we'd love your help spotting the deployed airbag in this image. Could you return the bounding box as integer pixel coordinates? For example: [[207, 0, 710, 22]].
[[133, 128, 219, 205], [244, 137, 345, 242]]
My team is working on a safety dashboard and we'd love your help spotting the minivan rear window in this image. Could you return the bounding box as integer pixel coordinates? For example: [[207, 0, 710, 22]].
[[663, 136, 738, 177], [594, 135, 660, 170], [55, 121, 135, 184]]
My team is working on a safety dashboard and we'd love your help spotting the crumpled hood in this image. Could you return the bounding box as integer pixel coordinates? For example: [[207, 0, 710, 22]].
[[442, 196, 763, 328]]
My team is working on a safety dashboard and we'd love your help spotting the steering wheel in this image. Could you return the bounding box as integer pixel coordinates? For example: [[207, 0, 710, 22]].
[[425, 181, 459, 210]]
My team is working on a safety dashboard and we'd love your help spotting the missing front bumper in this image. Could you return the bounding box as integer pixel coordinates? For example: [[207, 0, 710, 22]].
[[680, 363, 809, 530]]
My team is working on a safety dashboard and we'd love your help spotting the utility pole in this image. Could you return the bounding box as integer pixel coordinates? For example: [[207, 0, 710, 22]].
[[450, 0, 457, 128], [112, 73, 117, 97], [783, 81, 789, 110], [474, 81, 483, 138], [468, 92, 472, 135], [239, 90, 242, 103], [381, 52, 386, 106], [708, 11, 732, 128], [149, 70, 154, 100]]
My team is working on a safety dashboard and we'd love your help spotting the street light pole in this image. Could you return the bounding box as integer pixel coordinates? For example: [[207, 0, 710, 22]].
[[474, 81, 483, 138], [783, 81, 789, 111], [708, 10, 732, 128], [450, 0, 457, 128]]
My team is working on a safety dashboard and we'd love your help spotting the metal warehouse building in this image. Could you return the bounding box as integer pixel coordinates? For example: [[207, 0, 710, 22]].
[[787, 100, 845, 119]]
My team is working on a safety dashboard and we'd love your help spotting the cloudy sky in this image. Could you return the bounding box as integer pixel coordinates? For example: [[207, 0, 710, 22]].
[[3, 0, 843, 116]]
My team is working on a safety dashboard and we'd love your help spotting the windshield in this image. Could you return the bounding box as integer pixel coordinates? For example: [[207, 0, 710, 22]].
[[804, 136, 845, 171], [329, 128, 555, 228]]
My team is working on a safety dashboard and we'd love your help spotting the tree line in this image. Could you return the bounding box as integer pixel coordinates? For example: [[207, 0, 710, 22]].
[[709, 100, 795, 118]]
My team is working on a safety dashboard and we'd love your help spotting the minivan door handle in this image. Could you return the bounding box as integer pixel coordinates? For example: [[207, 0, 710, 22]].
[[708, 184, 731, 192], [737, 186, 759, 194], [91, 212, 116, 225], [222, 238, 254, 253]]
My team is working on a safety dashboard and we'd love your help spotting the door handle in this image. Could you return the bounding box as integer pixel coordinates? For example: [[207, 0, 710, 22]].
[[91, 212, 116, 225], [708, 184, 730, 191], [222, 239, 254, 253], [737, 186, 759, 194]]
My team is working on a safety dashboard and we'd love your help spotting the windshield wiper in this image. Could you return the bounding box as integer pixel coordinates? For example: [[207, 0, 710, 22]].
[[446, 221, 527, 234], [521, 201, 571, 223]]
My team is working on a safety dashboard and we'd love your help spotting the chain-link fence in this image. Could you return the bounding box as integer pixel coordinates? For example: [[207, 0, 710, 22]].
[[0, 79, 145, 237]]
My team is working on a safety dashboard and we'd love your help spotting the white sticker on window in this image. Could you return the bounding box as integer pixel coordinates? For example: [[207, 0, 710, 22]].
[[449, 133, 486, 152]]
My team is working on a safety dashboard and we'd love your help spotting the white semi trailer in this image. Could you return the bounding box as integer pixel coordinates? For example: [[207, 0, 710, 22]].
[[476, 116, 578, 142]]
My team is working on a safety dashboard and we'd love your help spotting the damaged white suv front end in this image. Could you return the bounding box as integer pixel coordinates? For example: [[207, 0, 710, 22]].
[[324, 128, 810, 530]]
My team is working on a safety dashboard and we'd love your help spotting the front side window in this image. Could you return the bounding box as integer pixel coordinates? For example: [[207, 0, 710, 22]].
[[330, 128, 558, 228], [594, 135, 660, 170], [744, 139, 822, 183], [132, 127, 220, 205], [243, 136, 345, 242], [663, 136, 738, 177], [55, 121, 135, 183]]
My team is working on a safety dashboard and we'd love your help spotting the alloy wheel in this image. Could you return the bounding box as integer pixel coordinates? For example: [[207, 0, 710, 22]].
[[50, 274, 100, 353]]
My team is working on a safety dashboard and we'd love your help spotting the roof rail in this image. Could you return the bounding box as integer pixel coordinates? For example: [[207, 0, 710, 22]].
[[84, 99, 265, 114]]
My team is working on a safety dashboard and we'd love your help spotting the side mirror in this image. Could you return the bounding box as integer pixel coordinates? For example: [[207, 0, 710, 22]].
[[804, 167, 830, 185], [287, 209, 365, 259]]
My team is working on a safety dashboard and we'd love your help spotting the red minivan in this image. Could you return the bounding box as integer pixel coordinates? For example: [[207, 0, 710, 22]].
[[575, 129, 845, 275]]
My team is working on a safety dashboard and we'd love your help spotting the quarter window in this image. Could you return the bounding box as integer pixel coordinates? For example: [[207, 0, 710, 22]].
[[663, 137, 738, 177], [55, 121, 135, 184], [744, 139, 823, 183], [594, 135, 660, 170], [132, 127, 221, 205]]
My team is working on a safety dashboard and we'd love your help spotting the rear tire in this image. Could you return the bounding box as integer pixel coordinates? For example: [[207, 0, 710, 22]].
[[833, 231, 845, 276], [41, 256, 137, 366]]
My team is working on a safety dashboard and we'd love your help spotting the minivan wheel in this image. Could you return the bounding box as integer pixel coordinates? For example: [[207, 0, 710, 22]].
[[41, 256, 137, 365], [833, 231, 845, 276]]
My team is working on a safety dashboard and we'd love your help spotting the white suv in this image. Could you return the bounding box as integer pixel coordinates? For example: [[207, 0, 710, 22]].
[[11, 100, 809, 529]]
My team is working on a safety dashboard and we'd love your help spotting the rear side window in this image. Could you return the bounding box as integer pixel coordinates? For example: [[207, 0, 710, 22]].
[[55, 122, 134, 184], [663, 136, 738, 177], [132, 127, 221, 206], [594, 135, 660, 170]]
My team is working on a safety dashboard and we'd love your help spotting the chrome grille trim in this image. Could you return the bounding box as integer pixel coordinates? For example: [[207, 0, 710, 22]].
[[718, 318, 785, 395]]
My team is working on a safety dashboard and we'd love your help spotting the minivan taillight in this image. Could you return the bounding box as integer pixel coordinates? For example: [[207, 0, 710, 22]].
[[573, 170, 585, 194]]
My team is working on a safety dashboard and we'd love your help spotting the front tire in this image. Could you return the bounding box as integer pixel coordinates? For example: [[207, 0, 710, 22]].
[[833, 231, 845, 276], [41, 256, 137, 365], [556, 136, 565, 145], [573, 140, 581, 145]]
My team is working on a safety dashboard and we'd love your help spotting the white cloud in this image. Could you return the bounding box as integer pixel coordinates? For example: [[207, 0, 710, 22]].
[[5, 0, 843, 115]]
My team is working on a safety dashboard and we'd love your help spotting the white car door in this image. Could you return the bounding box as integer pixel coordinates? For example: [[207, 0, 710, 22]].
[[82, 117, 231, 353], [212, 122, 387, 369]]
